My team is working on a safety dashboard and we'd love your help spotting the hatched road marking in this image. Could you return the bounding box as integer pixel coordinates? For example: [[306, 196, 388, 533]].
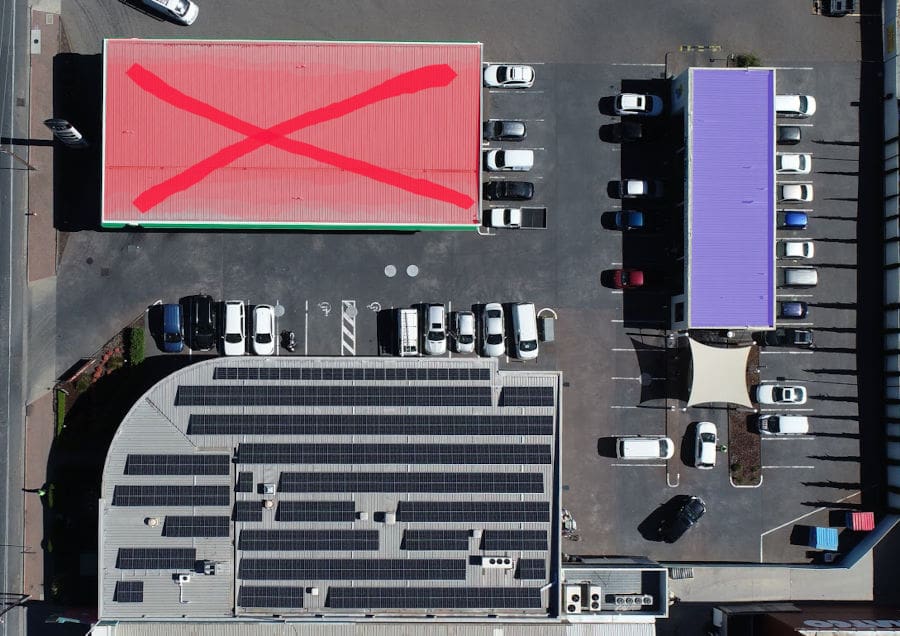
[[341, 300, 357, 356]]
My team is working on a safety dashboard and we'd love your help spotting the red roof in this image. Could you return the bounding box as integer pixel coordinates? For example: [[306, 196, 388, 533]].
[[102, 39, 482, 229]]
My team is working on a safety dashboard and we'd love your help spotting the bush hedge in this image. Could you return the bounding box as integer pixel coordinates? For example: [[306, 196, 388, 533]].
[[126, 327, 145, 366]]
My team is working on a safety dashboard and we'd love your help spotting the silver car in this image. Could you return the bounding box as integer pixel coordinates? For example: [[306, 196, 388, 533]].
[[482, 303, 505, 357]]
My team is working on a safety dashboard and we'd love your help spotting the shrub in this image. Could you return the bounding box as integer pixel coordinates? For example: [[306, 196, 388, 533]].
[[733, 53, 761, 68], [126, 327, 145, 366], [55, 390, 66, 436], [106, 355, 125, 372], [75, 374, 92, 394]]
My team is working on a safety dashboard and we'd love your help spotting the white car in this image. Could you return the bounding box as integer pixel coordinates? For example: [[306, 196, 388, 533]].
[[780, 240, 815, 259], [142, 0, 199, 25], [778, 183, 813, 202], [423, 304, 447, 356], [251, 304, 276, 355], [756, 384, 808, 405], [483, 64, 535, 88], [222, 300, 246, 356], [619, 179, 663, 198], [694, 422, 717, 470], [482, 303, 505, 357], [775, 94, 817, 118], [613, 93, 663, 116], [776, 153, 812, 174], [454, 311, 476, 354], [484, 149, 534, 172]]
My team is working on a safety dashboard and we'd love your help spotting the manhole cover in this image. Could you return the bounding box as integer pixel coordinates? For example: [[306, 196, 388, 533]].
[[273, 304, 285, 318], [406, 264, 419, 277], [384, 264, 397, 277]]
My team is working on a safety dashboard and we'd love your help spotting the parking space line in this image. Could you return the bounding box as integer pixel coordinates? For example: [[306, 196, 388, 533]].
[[341, 300, 356, 356], [612, 348, 665, 353], [611, 290, 623, 294], [760, 350, 814, 355], [304, 300, 308, 355], [611, 376, 666, 381], [776, 293, 814, 298], [610, 405, 639, 409], [611, 463, 666, 467], [762, 465, 815, 469], [759, 490, 861, 562], [777, 322, 814, 326], [758, 407, 814, 412], [489, 90, 545, 94], [761, 437, 815, 441], [610, 319, 665, 325], [610, 63, 666, 67], [771, 66, 814, 70]]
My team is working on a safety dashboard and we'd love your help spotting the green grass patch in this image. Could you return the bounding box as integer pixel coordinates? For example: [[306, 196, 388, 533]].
[[55, 390, 66, 437], [126, 327, 145, 366]]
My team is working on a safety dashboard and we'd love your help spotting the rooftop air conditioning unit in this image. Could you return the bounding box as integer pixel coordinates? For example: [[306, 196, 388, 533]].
[[384, 512, 396, 525], [471, 529, 483, 539], [262, 483, 276, 495], [177, 574, 191, 584], [262, 499, 275, 509], [202, 561, 221, 576], [481, 556, 514, 569], [145, 517, 160, 527], [356, 511, 369, 521], [588, 585, 602, 611], [564, 584, 582, 614], [641, 594, 654, 606]]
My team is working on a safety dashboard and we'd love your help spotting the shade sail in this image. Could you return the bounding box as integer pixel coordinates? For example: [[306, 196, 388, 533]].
[[687, 338, 753, 408]]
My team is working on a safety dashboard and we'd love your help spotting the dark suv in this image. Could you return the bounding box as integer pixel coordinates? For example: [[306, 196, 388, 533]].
[[659, 496, 706, 543], [184, 294, 217, 351], [483, 181, 534, 201]]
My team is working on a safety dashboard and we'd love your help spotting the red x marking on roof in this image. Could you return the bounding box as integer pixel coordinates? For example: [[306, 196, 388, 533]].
[[126, 63, 476, 213]]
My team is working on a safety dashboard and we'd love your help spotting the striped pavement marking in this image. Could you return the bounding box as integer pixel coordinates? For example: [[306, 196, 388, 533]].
[[341, 300, 357, 356]]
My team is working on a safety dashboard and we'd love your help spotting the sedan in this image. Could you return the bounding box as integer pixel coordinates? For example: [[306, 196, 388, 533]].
[[423, 304, 447, 356], [763, 328, 814, 347], [775, 94, 817, 118], [694, 422, 717, 470], [777, 125, 802, 145], [482, 303, 505, 357], [483, 64, 535, 88], [659, 496, 706, 543], [756, 383, 808, 405], [251, 304, 276, 355], [779, 211, 808, 230], [778, 183, 814, 202], [776, 153, 812, 174], [601, 121, 648, 143], [779, 301, 808, 319], [613, 93, 663, 116], [780, 240, 814, 259], [483, 180, 534, 201], [143, 0, 199, 25], [613, 268, 644, 289], [454, 311, 476, 354], [483, 120, 526, 141], [185, 294, 216, 351], [618, 179, 663, 199], [614, 210, 645, 231], [484, 149, 534, 171]]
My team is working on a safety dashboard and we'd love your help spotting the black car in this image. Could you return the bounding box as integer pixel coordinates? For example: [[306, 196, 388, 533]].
[[659, 496, 706, 543], [600, 121, 647, 143], [779, 301, 808, 320], [483, 120, 527, 141], [777, 125, 801, 145], [184, 294, 217, 351], [763, 327, 813, 347], [483, 180, 534, 201]]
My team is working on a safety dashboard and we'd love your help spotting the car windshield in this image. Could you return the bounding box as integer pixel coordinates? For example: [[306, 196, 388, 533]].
[[700, 432, 716, 443], [774, 387, 791, 401], [428, 330, 445, 341], [172, 0, 189, 15], [487, 310, 501, 319], [487, 334, 503, 345], [458, 334, 474, 344], [520, 340, 538, 352], [256, 333, 272, 344], [621, 271, 630, 285], [497, 67, 509, 83], [225, 334, 242, 343]]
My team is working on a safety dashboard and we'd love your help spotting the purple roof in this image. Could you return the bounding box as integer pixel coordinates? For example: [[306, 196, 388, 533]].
[[689, 69, 775, 329]]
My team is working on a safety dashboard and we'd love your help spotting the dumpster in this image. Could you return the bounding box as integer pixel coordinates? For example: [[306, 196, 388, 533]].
[[808, 526, 838, 551]]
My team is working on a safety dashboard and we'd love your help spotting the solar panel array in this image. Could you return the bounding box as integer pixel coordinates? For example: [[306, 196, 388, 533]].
[[188, 413, 553, 436], [327, 587, 543, 609], [237, 443, 550, 465], [116, 548, 196, 570], [482, 530, 548, 551], [163, 516, 230, 537], [238, 586, 303, 608], [238, 529, 379, 551], [235, 472, 253, 493], [516, 559, 547, 580], [234, 501, 263, 522], [402, 530, 471, 551], [112, 485, 230, 507], [213, 366, 491, 382], [396, 501, 550, 523], [114, 580, 144, 603], [277, 472, 544, 493], [239, 558, 466, 581], [500, 386, 555, 407], [276, 501, 356, 522], [124, 454, 230, 475], [175, 385, 492, 407]]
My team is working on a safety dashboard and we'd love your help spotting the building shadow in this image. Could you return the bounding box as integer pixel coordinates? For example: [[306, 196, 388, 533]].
[[1, 136, 53, 147]]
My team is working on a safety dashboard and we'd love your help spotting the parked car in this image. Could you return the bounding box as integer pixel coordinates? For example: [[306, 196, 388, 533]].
[[483, 180, 534, 201], [778, 183, 814, 202], [251, 304, 276, 355], [483, 120, 527, 141], [780, 240, 814, 259], [454, 311, 476, 354], [756, 383, 808, 405], [659, 496, 706, 543], [222, 300, 246, 356], [777, 125, 802, 145], [613, 93, 663, 116], [694, 422, 717, 470], [511, 302, 539, 360], [779, 301, 809, 319], [614, 210, 645, 231], [613, 268, 644, 289], [483, 64, 535, 88], [775, 94, 817, 118], [757, 415, 810, 435], [424, 304, 447, 356], [602, 121, 648, 143], [779, 210, 809, 230], [482, 303, 505, 357], [184, 294, 216, 351], [161, 303, 184, 353], [783, 268, 818, 288], [143, 0, 199, 24], [763, 328, 814, 347], [616, 436, 675, 460], [776, 153, 812, 174], [484, 149, 534, 171], [617, 179, 663, 199]]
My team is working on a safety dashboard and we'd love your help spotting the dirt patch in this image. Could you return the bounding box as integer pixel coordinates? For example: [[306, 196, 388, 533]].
[[728, 345, 762, 486]]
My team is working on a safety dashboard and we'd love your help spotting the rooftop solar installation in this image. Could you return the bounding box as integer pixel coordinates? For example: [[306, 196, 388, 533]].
[[326, 587, 543, 609], [175, 384, 493, 407]]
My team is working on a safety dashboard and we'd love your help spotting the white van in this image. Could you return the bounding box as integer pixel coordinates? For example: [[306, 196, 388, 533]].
[[757, 415, 809, 435], [396, 308, 419, 357], [512, 302, 539, 360], [615, 436, 675, 460], [783, 268, 818, 287]]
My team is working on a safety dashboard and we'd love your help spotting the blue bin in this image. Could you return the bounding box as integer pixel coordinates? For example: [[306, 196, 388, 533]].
[[809, 526, 838, 551]]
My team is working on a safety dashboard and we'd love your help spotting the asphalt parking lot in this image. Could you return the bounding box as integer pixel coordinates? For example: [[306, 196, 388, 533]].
[[52, 1, 865, 565]]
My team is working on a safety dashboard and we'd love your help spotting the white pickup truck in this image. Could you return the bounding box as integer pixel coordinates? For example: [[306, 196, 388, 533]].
[[485, 207, 547, 229]]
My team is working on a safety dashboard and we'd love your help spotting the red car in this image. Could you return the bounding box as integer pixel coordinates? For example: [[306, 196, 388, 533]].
[[613, 269, 644, 289]]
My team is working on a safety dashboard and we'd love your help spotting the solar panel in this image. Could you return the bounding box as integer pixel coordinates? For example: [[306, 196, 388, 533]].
[[238, 529, 378, 551], [112, 485, 230, 507], [124, 454, 230, 475], [278, 472, 544, 493], [175, 385, 492, 407], [482, 530, 547, 551], [114, 580, 144, 602], [163, 516, 230, 537], [326, 587, 543, 609], [237, 443, 550, 465], [402, 530, 471, 551], [188, 413, 553, 436], [236, 472, 253, 493], [276, 501, 356, 522], [116, 548, 196, 570], [234, 501, 263, 522], [237, 586, 303, 608], [516, 559, 547, 580], [500, 386, 554, 407], [397, 501, 550, 523], [212, 367, 491, 382], [238, 558, 465, 581]]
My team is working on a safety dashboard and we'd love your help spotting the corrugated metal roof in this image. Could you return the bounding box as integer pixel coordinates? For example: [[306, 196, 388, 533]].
[[687, 68, 775, 329], [102, 40, 482, 229]]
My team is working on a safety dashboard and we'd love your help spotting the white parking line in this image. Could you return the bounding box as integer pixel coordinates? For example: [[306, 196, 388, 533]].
[[776, 294, 814, 298], [612, 348, 665, 353], [610, 319, 665, 325], [611, 290, 623, 294], [489, 89, 545, 94], [758, 407, 814, 412], [777, 322, 814, 326], [759, 490, 862, 562], [762, 465, 815, 469], [760, 350, 814, 355], [611, 463, 666, 467], [610, 405, 639, 409], [611, 376, 666, 381], [304, 300, 309, 355], [610, 63, 666, 67], [772, 66, 814, 70], [761, 437, 815, 441]]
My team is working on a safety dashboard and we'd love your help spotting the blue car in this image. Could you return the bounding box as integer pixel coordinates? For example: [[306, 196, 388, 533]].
[[614, 210, 644, 230], [780, 210, 808, 230], [161, 303, 184, 353]]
